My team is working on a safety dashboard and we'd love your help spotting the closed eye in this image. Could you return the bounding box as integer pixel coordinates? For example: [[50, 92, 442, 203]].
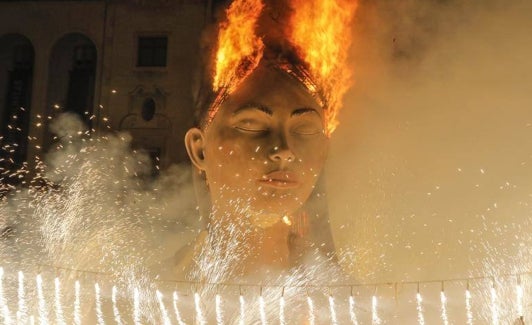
[[234, 119, 269, 133]]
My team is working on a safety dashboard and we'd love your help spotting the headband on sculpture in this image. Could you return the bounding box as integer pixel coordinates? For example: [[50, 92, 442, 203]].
[[201, 0, 357, 136]]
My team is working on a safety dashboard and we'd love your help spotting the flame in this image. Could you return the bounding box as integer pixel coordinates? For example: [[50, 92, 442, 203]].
[[212, 0, 265, 94], [289, 0, 357, 134]]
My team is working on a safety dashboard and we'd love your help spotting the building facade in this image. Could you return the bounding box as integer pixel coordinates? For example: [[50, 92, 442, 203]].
[[0, 0, 214, 175]]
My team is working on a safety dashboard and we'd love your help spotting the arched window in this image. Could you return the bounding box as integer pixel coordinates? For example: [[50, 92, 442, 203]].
[[0, 34, 34, 171], [141, 97, 156, 121]]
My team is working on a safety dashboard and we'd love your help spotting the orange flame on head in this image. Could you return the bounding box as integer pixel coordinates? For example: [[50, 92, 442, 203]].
[[289, 0, 357, 135], [213, 0, 265, 93]]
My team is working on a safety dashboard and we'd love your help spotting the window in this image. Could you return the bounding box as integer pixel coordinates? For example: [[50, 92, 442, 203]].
[[137, 36, 167, 67]]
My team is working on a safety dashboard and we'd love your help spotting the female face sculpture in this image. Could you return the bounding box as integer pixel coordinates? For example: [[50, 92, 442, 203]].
[[185, 64, 329, 223]]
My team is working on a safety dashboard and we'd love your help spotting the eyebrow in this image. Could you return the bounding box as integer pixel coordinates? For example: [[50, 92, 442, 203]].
[[291, 107, 320, 117], [234, 104, 321, 118], [233, 103, 273, 116]]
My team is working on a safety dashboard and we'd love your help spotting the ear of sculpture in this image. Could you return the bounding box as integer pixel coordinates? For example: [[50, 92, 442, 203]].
[[184, 127, 207, 172]]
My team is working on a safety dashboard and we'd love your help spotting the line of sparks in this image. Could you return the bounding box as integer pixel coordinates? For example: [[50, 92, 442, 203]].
[[215, 294, 224, 325], [372, 295, 381, 325], [279, 296, 286, 325], [133, 287, 141, 325], [111, 286, 123, 325], [440, 290, 449, 325], [54, 277, 66, 325], [172, 291, 185, 325], [94, 283, 105, 325], [156, 290, 172, 325], [307, 296, 315, 325], [74, 281, 81, 325], [239, 294, 245, 325], [0, 267, 13, 325], [259, 294, 267, 325], [194, 292, 207, 325], [416, 292, 425, 325], [17, 271, 27, 325], [490, 285, 499, 325], [36, 274, 49, 325], [329, 295, 338, 325], [349, 295, 358, 325]]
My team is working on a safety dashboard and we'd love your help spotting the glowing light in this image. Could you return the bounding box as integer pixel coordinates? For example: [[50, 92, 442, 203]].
[[440, 290, 449, 325], [0, 267, 13, 325], [279, 295, 286, 325], [329, 295, 338, 325], [259, 294, 267, 325], [74, 281, 81, 325], [133, 287, 141, 325], [516, 282, 523, 318], [94, 283, 104, 325], [111, 286, 123, 325], [54, 277, 66, 325], [111, 89, 117, 94], [371, 295, 381, 325], [416, 292, 425, 325], [194, 292, 207, 325], [156, 290, 172, 325], [349, 295, 358, 325], [239, 294, 245, 325], [215, 294, 224, 325], [36, 274, 49, 325], [490, 285, 498, 325], [17, 271, 27, 324], [465, 289, 473, 325], [172, 291, 185, 325], [307, 296, 315, 325]]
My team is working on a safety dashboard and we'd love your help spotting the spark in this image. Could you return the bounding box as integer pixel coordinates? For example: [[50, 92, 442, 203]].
[[0, 267, 13, 325], [239, 294, 245, 325], [17, 271, 27, 325], [259, 294, 267, 325], [74, 281, 81, 325], [307, 296, 315, 325], [194, 292, 207, 325], [465, 288, 473, 325], [133, 287, 141, 325], [36, 274, 49, 325], [279, 295, 286, 325], [215, 294, 224, 325], [156, 290, 172, 325], [490, 285, 499, 325], [440, 290, 449, 325]]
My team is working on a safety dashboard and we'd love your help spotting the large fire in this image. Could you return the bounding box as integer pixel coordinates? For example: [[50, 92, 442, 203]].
[[289, 0, 357, 134], [210, 0, 265, 122], [210, 0, 357, 133]]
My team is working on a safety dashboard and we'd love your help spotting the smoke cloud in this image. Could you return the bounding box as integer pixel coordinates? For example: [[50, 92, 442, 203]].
[[328, 0, 532, 283]]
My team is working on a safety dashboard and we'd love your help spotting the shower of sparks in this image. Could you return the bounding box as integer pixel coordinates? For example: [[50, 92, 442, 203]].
[[214, 293, 223, 325], [36, 274, 49, 325], [440, 290, 449, 325], [194, 292, 207, 325], [259, 294, 267, 325], [349, 295, 358, 325], [371, 295, 381, 325], [465, 289, 473, 325], [74, 281, 81, 325], [133, 287, 141, 325], [416, 292, 425, 325], [156, 290, 172, 325], [279, 295, 286, 325], [54, 277, 66, 325], [239, 294, 245, 325], [490, 285, 499, 325], [0, 267, 13, 325], [172, 291, 185, 325], [17, 271, 27, 324], [111, 286, 123, 325], [329, 295, 338, 325], [94, 283, 104, 325]]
